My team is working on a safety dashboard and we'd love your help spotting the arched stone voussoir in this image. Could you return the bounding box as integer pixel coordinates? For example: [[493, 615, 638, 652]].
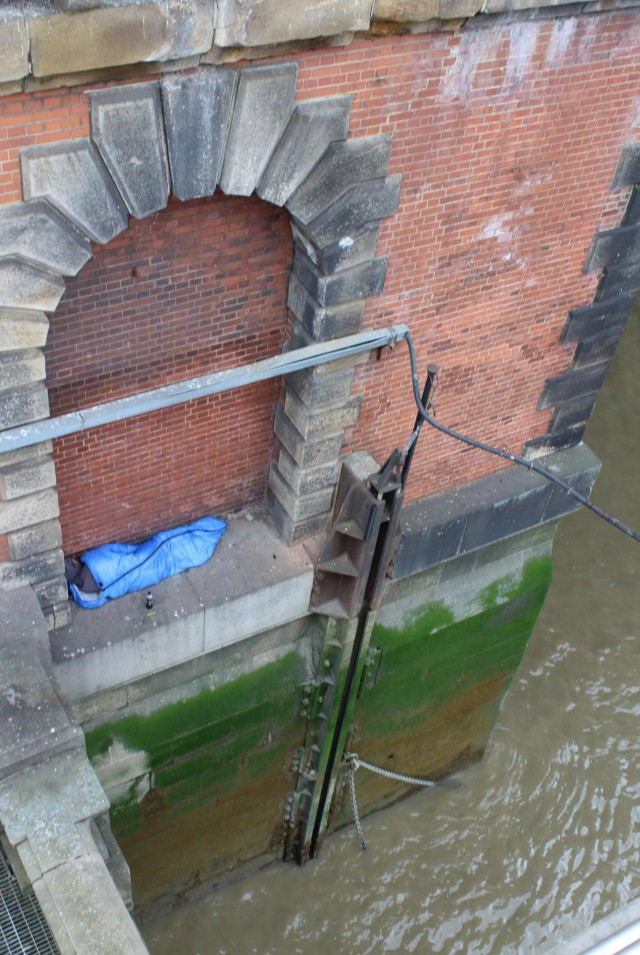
[[161, 70, 238, 203], [295, 174, 402, 250], [90, 83, 170, 221], [286, 134, 393, 225], [0, 200, 92, 278], [219, 63, 297, 198], [21, 139, 128, 246], [257, 95, 352, 208], [0, 257, 65, 313]]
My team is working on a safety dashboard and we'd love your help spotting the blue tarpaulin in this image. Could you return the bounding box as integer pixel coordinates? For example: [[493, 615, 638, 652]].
[[70, 516, 227, 609]]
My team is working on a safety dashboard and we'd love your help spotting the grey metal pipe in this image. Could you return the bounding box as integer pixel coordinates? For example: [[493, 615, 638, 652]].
[[0, 324, 409, 453]]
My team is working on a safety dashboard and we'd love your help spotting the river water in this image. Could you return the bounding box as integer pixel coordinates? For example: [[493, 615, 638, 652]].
[[143, 312, 640, 955]]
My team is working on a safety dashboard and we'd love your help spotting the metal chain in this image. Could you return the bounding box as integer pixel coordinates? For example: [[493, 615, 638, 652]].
[[344, 753, 462, 851], [347, 761, 367, 850], [346, 754, 461, 789]]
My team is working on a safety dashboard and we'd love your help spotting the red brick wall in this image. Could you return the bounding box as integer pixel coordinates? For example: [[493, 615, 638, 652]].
[[2, 14, 640, 552], [48, 196, 292, 554]]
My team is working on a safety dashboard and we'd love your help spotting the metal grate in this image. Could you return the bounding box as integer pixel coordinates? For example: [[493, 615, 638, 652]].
[[0, 845, 59, 955]]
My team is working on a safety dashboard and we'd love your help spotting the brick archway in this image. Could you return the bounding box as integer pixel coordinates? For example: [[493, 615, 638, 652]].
[[0, 63, 401, 629]]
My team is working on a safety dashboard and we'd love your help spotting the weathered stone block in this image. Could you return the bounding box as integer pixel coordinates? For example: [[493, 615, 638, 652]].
[[0, 350, 45, 391], [611, 142, 640, 189], [277, 446, 340, 495], [287, 135, 392, 225], [287, 367, 354, 407], [28, 1, 214, 78], [0, 644, 82, 780], [0, 585, 48, 651], [0, 455, 56, 502], [373, 0, 439, 21], [274, 405, 344, 468], [53, 0, 103, 9], [0, 488, 60, 535], [294, 249, 388, 305], [8, 520, 62, 562], [34, 851, 148, 954], [572, 334, 621, 368], [287, 274, 365, 340], [90, 83, 170, 220], [283, 389, 361, 438], [460, 484, 552, 553], [542, 446, 601, 522], [439, 0, 482, 16], [215, 0, 372, 47], [0, 440, 52, 469], [0, 382, 49, 431], [51, 600, 72, 631], [21, 140, 128, 246], [33, 576, 68, 611], [538, 363, 609, 409], [0, 16, 30, 84], [293, 221, 381, 274], [549, 394, 599, 434], [599, 259, 640, 298], [561, 292, 634, 343], [257, 96, 352, 208], [268, 462, 335, 522], [270, 498, 330, 545], [301, 175, 402, 249], [288, 318, 370, 373], [584, 223, 640, 272], [0, 549, 65, 591], [0, 258, 65, 313], [0, 201, 92, 278], [220, 64, 297, 197], [0, 310, 49, 353], [161, 70, 237, 201]]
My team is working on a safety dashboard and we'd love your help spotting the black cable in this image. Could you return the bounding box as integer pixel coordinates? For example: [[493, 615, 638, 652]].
[[401, 331, 640, 544]]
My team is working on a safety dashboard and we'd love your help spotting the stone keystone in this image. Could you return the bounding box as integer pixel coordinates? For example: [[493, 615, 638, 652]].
[[257, 95, 352, 208], [21, 140, 128, 246], [90, 83, 170, 220], [219, 64, 297, 198], [0, 200, 92, 278], [0, 258, 65, 313], [161, 71, 238, 202]]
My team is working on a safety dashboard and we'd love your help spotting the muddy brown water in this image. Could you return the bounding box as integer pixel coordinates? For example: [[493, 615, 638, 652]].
[[143, 313, 640, 955]]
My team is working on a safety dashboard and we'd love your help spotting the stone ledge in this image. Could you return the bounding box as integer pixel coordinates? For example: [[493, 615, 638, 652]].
[[0, 16, 29, 84], [0, 638, 83, 781], [394, 443, 601, 579], [4, 0, 640, 92], [50, 516, 314, 703], [28, 1, 214, 79], [215, 0, 373, 47]]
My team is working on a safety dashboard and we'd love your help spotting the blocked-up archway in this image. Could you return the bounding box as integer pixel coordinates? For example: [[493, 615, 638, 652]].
[[0, 63, 401, 629]]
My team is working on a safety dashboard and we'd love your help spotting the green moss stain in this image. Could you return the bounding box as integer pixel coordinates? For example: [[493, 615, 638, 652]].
[[85, 651, 304, 763], [362, 557, 552, 740]]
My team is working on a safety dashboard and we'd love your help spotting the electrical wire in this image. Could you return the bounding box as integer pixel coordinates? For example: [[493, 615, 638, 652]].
[[401, 331, 640, 544]]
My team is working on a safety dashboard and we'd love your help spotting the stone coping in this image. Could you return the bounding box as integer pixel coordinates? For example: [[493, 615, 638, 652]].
[[394, 442, 601, 580], [50, 516, 315, 703], [3, 0, 640, 92]]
